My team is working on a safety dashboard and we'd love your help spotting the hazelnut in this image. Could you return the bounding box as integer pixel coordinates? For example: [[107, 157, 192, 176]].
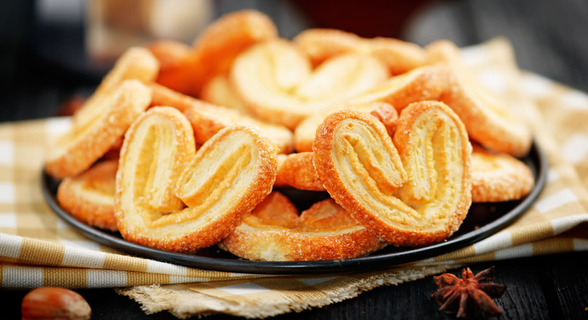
[[21, 287, 91, 320]]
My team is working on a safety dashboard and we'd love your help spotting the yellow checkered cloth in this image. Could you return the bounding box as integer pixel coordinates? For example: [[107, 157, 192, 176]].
[[1, 38, 587, 318]]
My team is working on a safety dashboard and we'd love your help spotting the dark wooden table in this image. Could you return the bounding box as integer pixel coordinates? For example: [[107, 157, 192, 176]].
[[2, 1, 588, 319]]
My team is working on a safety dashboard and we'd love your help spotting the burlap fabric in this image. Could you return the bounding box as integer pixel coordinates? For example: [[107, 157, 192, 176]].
[[1, 38, 587, 318]]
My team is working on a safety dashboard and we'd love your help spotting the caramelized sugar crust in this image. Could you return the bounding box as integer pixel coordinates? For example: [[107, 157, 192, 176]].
[[220, 192, 385, 261]]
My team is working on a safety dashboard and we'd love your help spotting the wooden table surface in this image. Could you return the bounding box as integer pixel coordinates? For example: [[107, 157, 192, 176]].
[[1, 0, 587, 319]]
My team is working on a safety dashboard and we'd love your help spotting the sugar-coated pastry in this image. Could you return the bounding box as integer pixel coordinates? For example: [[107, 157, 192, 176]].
[[275, 153, 323, 191], [57, 159, 118, 231], [231, 39, 389, 129], [471, 144, 534, 202], [219, 192, 386, 261], [348, 65, 447, 112], [154, 10, 278, 97], [293, 28, 427, 75], [294, 102, 397, 152], [313, 101, 472, 246], [424, 40, 532, 157], [45, 80, 152, 179], [149, 83, 294, 154], [115, 107, 278, 253], [73, 47, 159, 129]]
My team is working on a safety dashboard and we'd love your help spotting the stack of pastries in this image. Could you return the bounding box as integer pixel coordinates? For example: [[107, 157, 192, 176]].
[[48, 10, 535, 261]]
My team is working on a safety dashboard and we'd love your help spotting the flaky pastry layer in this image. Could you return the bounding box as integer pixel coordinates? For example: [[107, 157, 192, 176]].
[[220, 193, 385, 261], [115, 107, 277, 253], [313, 102, 472, 246], [57, 159, 118, 231]]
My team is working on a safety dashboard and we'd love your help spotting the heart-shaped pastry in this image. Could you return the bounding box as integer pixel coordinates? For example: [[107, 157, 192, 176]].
[[313, 101, 472, 246], [115, 107, 278, 253], [230, 39, 389, 129], [219, 192, 385, 261]]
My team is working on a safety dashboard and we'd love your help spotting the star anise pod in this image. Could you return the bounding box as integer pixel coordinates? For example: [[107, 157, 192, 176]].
[[431, 266, 507, 319]]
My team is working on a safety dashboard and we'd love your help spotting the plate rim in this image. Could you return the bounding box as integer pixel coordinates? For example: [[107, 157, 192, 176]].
[[41, 141, 547, 274]]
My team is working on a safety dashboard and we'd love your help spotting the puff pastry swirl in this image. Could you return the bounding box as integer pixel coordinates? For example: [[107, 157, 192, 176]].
[[313, 101, 472, 246], [115, 107, 278, 253]]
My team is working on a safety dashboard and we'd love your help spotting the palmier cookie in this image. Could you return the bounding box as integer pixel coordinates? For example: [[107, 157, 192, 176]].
[[154, 10, 278, 97], [426, 40, 531, 157], [293, 28, 427, 75], [57, 159, 118, 231], [231, 39, 389, 129], [115, 107, 278, 253], [313, 101, 472, 246], [219, 192, 386, 261], [73, 47, 159, 129], [45, 80, 152, 179], [294, 101, 398, 153], [471, 144, 534, 202], [149, 83, 294, 154]]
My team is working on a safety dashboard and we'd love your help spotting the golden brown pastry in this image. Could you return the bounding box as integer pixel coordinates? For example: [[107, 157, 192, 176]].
[[313, 101, 472, 246], [45, 80, 152, 179], [154, 10, 278, 97], [426, 40, 532, 157], [72, 47, 159, 129], [147, 40, 192, 72], [348, 65, 447, 112], [200, 74, 252, 116], [294, 102, 397, 153], [57, 159, 118, 231], [149, 83, 294, 154], [230, 39, 389, 129], [115, 107, 278, 253], [471, 144, 534, 202], [275, 153, 323, 191], [293, 28, 427, 75], [219, 192, 386, 261]]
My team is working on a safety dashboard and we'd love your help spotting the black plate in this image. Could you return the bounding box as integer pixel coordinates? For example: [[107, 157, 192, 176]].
[[42, 142, 547, 274]]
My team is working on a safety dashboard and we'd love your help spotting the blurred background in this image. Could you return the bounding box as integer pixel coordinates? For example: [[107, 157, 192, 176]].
[[1, 0, 587, 123]]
